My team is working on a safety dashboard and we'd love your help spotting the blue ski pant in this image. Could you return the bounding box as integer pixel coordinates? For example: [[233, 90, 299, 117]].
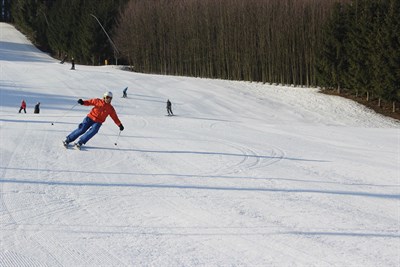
[[66, 116, 102, 144]]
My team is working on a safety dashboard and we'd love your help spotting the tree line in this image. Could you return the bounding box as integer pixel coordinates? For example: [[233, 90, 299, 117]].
[[115, 0, 340, 87], [9, 0, 127, 65], [317, 0, 399, 111], [7, 0, 400, 112]]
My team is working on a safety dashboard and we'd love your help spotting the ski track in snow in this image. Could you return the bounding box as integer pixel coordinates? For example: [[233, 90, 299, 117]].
[[1, 22, 400, 266]]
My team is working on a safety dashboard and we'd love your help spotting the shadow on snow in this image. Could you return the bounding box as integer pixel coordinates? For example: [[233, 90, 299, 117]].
[[0, 177, 398, 200]]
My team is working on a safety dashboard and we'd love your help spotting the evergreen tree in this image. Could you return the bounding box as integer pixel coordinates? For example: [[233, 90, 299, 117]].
[[46, 0, 127, 64], [368, 0, 388, 105], [11, 0, 37, 38], [381, 0, 400, 110]]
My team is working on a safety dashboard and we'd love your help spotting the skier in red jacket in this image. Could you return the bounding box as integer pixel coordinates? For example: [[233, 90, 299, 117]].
[[19, 99, 26, 113], [63, 91, 124, 149]]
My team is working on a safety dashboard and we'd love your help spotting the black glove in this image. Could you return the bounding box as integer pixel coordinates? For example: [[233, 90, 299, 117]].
[[78, 99, 84, 105], [119, 124, 124, 131]]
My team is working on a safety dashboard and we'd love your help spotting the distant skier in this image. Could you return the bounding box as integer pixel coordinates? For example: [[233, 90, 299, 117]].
[[18, 99, 26, 113], [63, 91, 124, 149], [60, 54, 67, 64], [70, 57, 75, 70], [34, 102, 40, 114], [122, 87, 128, 98], [166, 99, 173, 116]]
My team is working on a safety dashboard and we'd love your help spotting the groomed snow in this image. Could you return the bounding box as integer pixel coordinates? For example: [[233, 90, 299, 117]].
[[1, 22, 399, 266]]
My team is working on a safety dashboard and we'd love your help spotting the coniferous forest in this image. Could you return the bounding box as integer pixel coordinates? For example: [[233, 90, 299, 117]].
[[1, 0, 399, 113]]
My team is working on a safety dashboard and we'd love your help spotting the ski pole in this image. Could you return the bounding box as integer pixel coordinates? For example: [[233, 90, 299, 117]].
[[51, 103, 78, 125], [114, 131, 122, 146]]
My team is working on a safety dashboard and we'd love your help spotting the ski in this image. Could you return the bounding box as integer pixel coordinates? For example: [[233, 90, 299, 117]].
[[63, 140, 82, 150], [74, 143, 82, 150], [62, 140, 69, 148]]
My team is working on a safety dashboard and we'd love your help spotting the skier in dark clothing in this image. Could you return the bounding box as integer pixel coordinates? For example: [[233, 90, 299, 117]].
[[166, 99, 173, 116], [63, 91, 124, 149], [71, 57, 75, 70], [19, 99, 26, 113], [122, 87, 128, 98], [60, 54, 67, 64], [34, 102, 40, 114]]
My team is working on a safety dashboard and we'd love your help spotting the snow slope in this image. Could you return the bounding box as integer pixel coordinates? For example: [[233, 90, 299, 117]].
[[0, 22, 399, 266]]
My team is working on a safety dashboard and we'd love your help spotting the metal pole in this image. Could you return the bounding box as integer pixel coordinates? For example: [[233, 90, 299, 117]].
[[90, 14, 119, 65]]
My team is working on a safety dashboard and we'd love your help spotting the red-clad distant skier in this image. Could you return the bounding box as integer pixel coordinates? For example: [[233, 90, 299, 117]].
[[19, 99, 26, 113]]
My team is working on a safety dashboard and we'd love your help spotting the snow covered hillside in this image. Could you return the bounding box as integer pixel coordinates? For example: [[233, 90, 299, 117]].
[[0, 22, 399, 266]]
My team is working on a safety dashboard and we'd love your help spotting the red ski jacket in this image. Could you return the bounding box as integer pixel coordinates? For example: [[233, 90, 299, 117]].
[[21, 100, 26, 108], [83, 98, 121, 126]]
